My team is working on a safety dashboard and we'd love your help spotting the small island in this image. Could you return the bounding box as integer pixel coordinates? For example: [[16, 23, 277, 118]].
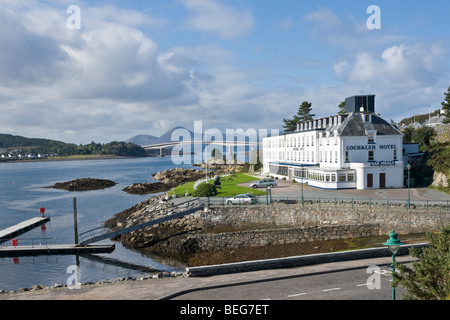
[[48, 178, 117, 191]]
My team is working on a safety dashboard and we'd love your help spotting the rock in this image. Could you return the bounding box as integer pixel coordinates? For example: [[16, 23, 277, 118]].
[[122, 182, 171, 195], [152, 168, 205, 185], [48, 178, 117, 191]]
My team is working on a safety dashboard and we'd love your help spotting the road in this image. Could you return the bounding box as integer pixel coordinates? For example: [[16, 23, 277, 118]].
[[170, 263, 406, 300], [1, 256, 412, 300]]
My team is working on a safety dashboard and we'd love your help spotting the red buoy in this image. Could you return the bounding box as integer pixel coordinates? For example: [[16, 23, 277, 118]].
[[11, 239, 18, 247], [40, 207, 45, 214]]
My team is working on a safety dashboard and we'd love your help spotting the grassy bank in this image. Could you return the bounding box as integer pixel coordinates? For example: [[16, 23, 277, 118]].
[[168, 173, 266, 197]]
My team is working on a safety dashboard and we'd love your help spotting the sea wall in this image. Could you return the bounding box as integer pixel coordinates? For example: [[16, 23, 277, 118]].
[[115, 199, 449, 256], [189, 224, 379, 252], [203, 204, 448, 235]]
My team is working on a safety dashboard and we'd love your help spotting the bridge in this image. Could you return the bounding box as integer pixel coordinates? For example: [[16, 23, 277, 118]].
[[78, 199, 205, 246], [143, 140, 261, 157]]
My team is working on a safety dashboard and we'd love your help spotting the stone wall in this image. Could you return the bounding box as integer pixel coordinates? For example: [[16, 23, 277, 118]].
[[166, 203, 449, 254], [189, 224, 379, 253], [203, 204, 449, 235], [128, 201, 449, 255]]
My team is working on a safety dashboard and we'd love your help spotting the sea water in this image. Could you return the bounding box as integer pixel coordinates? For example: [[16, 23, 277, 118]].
[[0, 157, 192, 292]]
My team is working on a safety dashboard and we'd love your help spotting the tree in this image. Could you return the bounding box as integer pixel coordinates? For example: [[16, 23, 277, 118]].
[[442, 86, 450, 124], [282, 101, 315, 133], [412, 126, 436, 152], [338, 101, 346, 115], [392, 225, 450, 300], [297, 101, 315, 123], [192, 182, 217, 197], [401, 127, 415, 144]]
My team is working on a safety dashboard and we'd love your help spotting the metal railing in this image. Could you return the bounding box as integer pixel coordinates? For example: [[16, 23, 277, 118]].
[[0, 237, 57, 248], [204, 195, 450, 212]]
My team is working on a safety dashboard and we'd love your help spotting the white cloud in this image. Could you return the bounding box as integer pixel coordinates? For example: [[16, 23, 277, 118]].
[[181, 0, 255, 40], [344, 43, 447, 87]]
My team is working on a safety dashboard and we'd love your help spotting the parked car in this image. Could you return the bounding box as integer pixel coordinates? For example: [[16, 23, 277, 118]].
[[226, 194, 257, 205], [249, 178, 278, 189]]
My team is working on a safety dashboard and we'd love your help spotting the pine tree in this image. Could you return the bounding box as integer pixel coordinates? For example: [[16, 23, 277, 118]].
[[442, 86, 450, 124], [338, 101, 346, 114], [282, 101, 315, 133], [392, 225, 450, 300], [297, 101, 315, 123]]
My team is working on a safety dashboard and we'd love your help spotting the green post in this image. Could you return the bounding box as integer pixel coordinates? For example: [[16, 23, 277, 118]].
[[383, 230, 404, 301]]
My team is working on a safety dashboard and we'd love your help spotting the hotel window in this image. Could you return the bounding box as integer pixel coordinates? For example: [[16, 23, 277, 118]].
[[393, 149, 397, 161], [347, 173, 354, 182], [368, 150, 374, 161], [368, 133, 375, 143], [338, 174, 346, 182], [335, 151, 338, 163], [345, 151, 349, 162]]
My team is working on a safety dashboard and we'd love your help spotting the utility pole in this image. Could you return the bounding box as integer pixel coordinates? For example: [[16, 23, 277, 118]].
[[73, 197, 79, 245]]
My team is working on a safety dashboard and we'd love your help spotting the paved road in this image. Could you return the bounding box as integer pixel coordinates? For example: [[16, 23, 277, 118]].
[[0, 256, 412, 300], [170, 262, 406, 300]]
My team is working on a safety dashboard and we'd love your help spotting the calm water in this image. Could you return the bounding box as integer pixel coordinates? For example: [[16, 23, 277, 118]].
[[0, 157, 194, 292]]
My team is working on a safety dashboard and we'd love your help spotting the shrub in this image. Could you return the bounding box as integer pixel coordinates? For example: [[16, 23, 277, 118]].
[[192, 182, 217, 197]]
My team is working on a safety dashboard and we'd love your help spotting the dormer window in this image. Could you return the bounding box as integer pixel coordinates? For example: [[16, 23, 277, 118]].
[[365, 114, 371, 122], [365, 130, 377, 144]]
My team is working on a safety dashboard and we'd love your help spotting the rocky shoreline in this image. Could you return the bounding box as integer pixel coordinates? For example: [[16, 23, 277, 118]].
[[0, 271, 187, 295], [122, 168, 205, 194]]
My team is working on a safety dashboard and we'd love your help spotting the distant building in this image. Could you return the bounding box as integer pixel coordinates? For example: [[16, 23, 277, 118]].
[[263, 95, 404, 190]]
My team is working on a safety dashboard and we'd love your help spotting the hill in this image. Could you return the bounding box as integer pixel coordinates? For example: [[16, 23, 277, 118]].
[[127, 127, 194, 146], [0, 134, 147, 159], [126, 134, 158, 146]]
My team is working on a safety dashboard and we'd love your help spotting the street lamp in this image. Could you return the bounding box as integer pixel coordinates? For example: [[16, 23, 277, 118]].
[[301, 164, 304, 206], [406, 163, 411, 209], [383, 230, 404, 300]]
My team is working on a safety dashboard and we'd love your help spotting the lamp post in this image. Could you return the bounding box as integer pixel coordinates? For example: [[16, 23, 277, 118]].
[[383, 230, 404, 300], [301, 164, 304, 206], [406, 163, 411, 209]]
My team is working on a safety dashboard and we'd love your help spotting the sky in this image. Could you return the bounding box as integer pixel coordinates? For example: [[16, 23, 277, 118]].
[[0, 0, 449, 144]]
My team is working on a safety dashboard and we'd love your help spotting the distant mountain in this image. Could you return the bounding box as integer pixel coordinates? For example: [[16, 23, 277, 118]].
[[127, 127, 194, 146], [126, 134, 158, 146]]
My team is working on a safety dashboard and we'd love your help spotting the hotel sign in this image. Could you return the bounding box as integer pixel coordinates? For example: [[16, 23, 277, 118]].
[[346, 144, 397, 151], [369, 160, 396, 166]]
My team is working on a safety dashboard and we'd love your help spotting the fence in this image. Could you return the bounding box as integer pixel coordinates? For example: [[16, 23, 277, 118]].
[[203, 195, 450, 212], [0, 237, 57, 248]]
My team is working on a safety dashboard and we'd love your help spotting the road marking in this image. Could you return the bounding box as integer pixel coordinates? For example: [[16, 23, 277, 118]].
[[357, 283, 371, 287], [322, 287, 342, 292], [287, 293, 307, 297]]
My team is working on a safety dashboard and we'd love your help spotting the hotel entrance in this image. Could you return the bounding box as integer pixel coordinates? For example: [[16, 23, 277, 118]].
[[379, 173, 386, 188]]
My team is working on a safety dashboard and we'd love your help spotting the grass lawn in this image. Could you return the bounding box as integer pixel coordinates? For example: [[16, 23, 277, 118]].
[[169, 173, 265, 198]]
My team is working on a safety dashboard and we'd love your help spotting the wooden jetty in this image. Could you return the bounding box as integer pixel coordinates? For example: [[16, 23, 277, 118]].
[[0, 243, 115, 257], [0, 217, 50, 244]]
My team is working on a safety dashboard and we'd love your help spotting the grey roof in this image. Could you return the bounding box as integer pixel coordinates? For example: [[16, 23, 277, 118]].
[[338, 112, 402, 136]]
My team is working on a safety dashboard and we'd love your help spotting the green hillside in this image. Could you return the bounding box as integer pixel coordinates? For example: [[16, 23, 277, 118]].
[[0, 134, 147, 158]]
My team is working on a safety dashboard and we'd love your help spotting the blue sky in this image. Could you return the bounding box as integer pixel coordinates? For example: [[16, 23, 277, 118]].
[[0, 0, 449, 143]]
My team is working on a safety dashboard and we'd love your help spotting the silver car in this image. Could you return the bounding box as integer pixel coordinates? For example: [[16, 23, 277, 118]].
[[226, 194, 257, 205], [250, 179, 278, 189]]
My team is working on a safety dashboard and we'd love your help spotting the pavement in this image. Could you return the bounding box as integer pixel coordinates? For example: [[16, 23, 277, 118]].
[[244, 173, 450, 203]]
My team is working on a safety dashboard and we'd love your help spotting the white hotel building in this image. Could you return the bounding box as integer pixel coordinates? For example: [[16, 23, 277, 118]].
[[262, 95, 404, 190]]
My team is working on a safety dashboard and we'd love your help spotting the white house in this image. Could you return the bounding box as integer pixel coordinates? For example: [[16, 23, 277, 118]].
[[263, 95, 404, 190]]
